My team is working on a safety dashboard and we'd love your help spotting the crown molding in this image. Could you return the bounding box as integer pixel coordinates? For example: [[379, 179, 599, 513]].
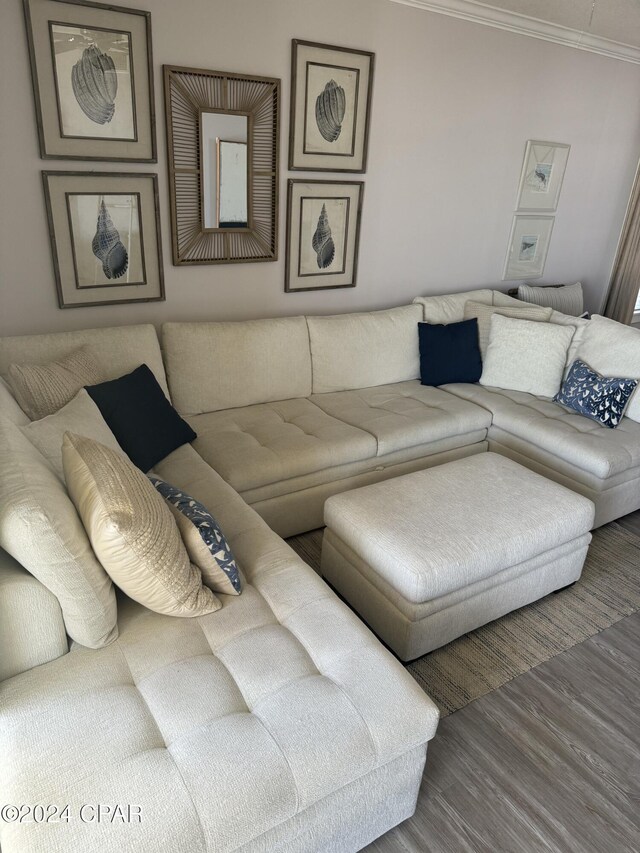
[[388, 0, 640, 64]]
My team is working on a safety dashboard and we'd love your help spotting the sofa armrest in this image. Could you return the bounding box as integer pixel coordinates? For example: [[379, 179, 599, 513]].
[[0, 548, 68, 682]]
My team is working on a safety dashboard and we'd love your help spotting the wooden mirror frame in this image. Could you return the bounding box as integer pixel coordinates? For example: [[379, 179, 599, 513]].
[[164, 65, 280, 265]]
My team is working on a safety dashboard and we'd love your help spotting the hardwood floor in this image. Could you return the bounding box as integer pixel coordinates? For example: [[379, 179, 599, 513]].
[[365, 610, 640, 853]]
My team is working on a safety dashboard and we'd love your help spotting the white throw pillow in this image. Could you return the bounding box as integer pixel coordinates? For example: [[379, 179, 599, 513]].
[[480, 314, 575, 398], [0, 415, 118, 648], [21, 389, 122, 480], [63, 432, 221, 617], [464, 300, 553, 358], [575, 314, 640, 423]]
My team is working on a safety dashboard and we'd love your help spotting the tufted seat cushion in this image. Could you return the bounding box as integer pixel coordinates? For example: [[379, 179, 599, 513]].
[[311, 381, 492, 456], [188, 398, 377, 492], [444, 383, 640, 482], [0, 445, 439, 853]]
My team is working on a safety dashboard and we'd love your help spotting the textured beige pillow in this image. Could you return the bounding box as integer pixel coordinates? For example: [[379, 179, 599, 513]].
[[21, 389, 122, 480], [7, 346, 103, 420], [62, 433, 220, 617], [464, 300, 553, 357], [480, 314, 575, 397], [0, 416, 118, 649]]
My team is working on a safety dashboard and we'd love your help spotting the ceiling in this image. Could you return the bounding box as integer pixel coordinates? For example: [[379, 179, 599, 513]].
[[389, 0, 640, 62]]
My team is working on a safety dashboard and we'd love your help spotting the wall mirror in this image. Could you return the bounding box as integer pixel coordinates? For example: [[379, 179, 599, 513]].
[[164, 66, 280, 265]]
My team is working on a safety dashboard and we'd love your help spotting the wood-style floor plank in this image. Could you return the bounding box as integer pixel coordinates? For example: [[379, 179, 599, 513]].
[[365, 611, 640, 853]]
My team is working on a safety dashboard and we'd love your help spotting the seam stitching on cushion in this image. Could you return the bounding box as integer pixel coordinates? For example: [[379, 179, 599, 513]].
[[251, 715, 301, 814]]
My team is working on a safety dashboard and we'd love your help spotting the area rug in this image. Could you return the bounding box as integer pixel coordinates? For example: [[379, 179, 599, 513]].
[[287, 521, 640, 716]]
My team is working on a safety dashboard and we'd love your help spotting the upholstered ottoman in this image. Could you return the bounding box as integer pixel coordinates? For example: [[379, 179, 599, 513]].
[[321, 452, 595, 661]]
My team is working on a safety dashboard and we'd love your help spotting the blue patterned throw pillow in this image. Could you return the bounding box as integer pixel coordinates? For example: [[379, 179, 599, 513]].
[[554, 359, 637, 429], [148, 476, 241, 595]]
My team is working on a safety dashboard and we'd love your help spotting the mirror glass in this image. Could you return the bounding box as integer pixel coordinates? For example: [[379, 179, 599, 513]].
[[201, 112, 248, 229]]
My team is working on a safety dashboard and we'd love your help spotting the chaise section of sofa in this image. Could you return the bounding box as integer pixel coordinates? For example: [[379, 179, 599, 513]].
[[0, 322, 440, 853], [0, 443, 440, 853], [444, 383, 640, 527], [163, 306, 491, 536]]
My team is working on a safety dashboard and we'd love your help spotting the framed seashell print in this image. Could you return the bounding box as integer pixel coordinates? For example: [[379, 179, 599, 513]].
[[285, 179, 364, 292], [24, 0, 156, 161], [289, 40, 374, 173], [42, 171, 165, 307]]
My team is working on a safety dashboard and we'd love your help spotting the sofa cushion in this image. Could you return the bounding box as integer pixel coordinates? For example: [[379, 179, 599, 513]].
[[0, 442, 439, 853], [0, 378, 29, 425], [575, 314, 640, 423], [86, 364, 197, 472], [21, 389, 122, 480], [413, 289, 493, 323], [148, 475, 241, 596], [7, 346, 103, 420], [189, 398, 377, 492], [63, 433, 220, 618], [555, 360, 638, 429], [0, 417, 117, 649], [0, 324, 169, 396], [162, 317, 312, 415], [444, 383, 640, 481], [418, 319, 482, 386], [307, 305, 422, 394], [464, 300, 553, 357], [480, 314, 574, 398], [311, 380, 491, 456]]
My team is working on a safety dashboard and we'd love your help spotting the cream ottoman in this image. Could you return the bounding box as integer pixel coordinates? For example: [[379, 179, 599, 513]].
[[321, 452, 595, 661]]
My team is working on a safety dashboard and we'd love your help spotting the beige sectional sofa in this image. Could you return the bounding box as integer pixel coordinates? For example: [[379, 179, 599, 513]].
[[1, 287, 640, 852]]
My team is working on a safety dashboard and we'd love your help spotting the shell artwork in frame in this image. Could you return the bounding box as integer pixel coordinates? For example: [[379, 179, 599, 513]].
[[285, 179, 364, 292], [289, 40, 374, 172], [24, 0, 156, 160]]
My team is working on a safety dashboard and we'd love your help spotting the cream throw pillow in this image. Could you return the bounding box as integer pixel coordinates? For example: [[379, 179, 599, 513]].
[[0, 416, 118, 648], [62, 433, 220, 617], [21, 389, 122, 480], [7, 346, 103, 420], [575, 314, 640, 423], [464, 300, 553, 358], [480, 314, 575, 398]]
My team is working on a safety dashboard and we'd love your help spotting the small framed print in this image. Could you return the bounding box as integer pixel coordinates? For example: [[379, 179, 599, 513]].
[[285, 180, 363, 292], [503, 214, 554, 281], [42, 171, 164, 307], [24, 0, 156, 161], [289, 40, 374, 172], [515, 140, 570, 211]]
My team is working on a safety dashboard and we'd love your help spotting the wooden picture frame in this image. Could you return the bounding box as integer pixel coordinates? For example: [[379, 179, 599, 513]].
[[289, 40, 374, 173], [24, 0, 156, 161], [285, 179, 363, 292], [42, 171, 165, 307], [164, 65, 280, 265], [503, 214, 554, 281]]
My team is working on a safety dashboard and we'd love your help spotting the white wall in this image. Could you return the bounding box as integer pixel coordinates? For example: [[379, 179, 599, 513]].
[[1, 0, 640, 336]]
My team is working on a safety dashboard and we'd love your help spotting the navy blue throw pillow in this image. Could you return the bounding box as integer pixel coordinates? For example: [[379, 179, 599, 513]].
[[86, 364, 197, 472], [554, 359, 637, 429], [418, 319, 483, 386]]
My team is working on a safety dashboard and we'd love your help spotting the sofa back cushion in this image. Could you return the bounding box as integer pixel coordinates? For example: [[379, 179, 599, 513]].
[[0, 325, 168, 399], [575, 314, 640, 423], [307, 305, 423, 394], [0, 415, 118, 649], [464, 300, 553, 358], [413, 289, 493, 324], [162, 317, 312, 415]]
